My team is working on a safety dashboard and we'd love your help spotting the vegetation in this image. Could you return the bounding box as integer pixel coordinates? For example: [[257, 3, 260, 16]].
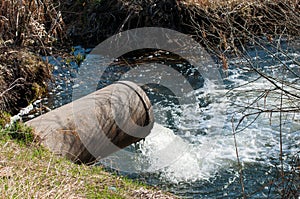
[[57, 0, 300, 53], [0, 123, 175, 198], [0, 48, 51, 115], [0, 111, 10, 127], [0, 0, 299, 50]]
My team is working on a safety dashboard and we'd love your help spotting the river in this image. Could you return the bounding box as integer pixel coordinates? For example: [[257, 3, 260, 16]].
[[21, 38, 299, 198]]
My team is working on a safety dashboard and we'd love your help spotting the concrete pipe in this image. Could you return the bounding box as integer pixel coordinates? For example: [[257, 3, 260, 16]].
[[26, 81, 154, 164]]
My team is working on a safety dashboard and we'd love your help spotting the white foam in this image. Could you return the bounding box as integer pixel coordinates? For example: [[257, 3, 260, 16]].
[[10, 103, 34, 124]]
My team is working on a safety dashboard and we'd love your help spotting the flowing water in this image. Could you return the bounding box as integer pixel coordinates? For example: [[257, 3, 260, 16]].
[[21, 39, 299, 198]]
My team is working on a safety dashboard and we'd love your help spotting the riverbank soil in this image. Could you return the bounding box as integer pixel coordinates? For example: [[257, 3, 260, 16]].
[[0, 47, 51, 116]]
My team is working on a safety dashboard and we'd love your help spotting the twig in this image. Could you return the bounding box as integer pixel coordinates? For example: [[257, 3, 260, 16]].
[[279, 66, 285, 197], [0, 78, 26, 98], [231, 116, 246, 199]]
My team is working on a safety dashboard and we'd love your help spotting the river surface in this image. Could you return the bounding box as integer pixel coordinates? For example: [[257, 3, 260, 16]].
[[23, 38, 299, 198]]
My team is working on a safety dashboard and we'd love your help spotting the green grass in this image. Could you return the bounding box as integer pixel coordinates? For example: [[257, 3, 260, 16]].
[[0, 122, 35, 146], [0, 122, 175, 198], [0, 112, 10, 127]]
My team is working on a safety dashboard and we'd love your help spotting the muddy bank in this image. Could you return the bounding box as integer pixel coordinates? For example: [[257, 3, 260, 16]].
[[0, 47, 51, 116], [0, 0, 58, 117]]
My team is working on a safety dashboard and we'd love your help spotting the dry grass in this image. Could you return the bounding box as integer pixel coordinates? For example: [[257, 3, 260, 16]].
[[1, 0, 298, 54], [0, 126, 176, 199], [0, 47, 51, 115], [182, 0, 300, 54], [184, 0, 299, 9], [0, 0, 65, 47], [57, 0, 300, 56]]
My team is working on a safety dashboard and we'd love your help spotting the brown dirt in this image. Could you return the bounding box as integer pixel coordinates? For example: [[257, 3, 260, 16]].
[[0, 46, 51, 115]]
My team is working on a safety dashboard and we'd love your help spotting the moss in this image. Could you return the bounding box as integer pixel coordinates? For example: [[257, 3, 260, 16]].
[[0, 122, 35, 146], [0, 47, 51, 115], [0, 111, 11, 127], [31, 82, 47, 102]]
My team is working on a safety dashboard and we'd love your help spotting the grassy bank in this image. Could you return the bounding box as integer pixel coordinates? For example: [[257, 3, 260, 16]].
[[0, 123, 175, 198]]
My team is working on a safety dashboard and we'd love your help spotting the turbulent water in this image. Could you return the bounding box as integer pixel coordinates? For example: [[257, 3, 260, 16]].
[[20, 39, 300, 198]]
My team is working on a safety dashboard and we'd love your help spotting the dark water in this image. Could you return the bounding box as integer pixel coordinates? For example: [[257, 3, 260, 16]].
[[20, 39, 300, 198]]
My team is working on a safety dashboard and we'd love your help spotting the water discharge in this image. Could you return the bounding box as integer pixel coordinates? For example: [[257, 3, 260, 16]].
[[17, 39, 300, 198], [101, 73, 299, 183], [97, 39, 299, 198]]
